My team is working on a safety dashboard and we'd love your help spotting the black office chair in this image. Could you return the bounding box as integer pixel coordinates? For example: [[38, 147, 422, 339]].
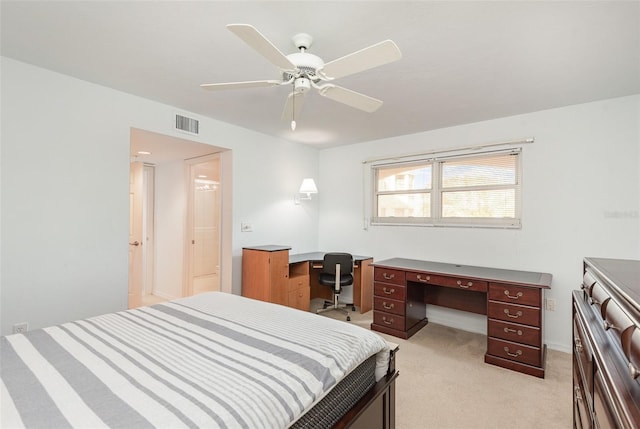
[[316, 253, 355, 321]]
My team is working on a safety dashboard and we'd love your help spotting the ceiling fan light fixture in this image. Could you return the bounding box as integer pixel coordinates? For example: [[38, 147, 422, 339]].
[[294, 77, 311, 93]]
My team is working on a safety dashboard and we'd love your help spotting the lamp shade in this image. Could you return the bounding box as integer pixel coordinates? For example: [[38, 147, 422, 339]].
[[298, 178, 318, 195]]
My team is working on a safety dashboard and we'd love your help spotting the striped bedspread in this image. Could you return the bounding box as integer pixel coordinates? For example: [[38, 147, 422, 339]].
[[1, 292, 389, 428]]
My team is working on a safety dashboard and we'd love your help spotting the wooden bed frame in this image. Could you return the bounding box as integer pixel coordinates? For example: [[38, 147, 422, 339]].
[[335, 346, 399, 429]]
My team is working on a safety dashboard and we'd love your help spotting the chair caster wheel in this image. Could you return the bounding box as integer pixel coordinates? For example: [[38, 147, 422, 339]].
[[323, 304, 328, 309], [352, 306, 356, 311], [347, 316, 351, 321]]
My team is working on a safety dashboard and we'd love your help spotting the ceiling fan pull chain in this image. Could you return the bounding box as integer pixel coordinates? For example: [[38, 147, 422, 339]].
[[291, 85, 297, 131]]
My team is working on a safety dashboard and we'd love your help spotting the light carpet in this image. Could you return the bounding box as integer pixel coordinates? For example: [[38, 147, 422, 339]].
[[311, 299, 572, 429]]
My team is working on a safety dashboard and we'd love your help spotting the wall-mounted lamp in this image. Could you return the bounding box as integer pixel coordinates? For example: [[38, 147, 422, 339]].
[[294, 178, 318, 204]]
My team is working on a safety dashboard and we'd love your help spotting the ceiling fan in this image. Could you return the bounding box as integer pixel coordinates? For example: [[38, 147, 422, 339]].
[[201, 24, 402, 130]]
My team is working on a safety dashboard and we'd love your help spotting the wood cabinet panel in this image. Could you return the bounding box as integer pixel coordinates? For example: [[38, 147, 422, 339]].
[[488, 283, 541, 307], [488, 318, 540, 347], [408, 272, 487, 292], [487, 337, 541, 367], [374, 268, 405, 285], [374, 296, 405, 316], [373, 311, 405, 332], [487, 301, 540, 327], [373, 282, 406, 301]]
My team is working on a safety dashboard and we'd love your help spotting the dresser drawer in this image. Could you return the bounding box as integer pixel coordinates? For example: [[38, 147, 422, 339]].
[[589, 282, 611, 317], [602, 300, 634, 347], [407, 272, 487, 292], [488, 283, 541, 307], [374, 296, 405, 316], [488, 301, 540, 327], [374, 282, 406, 301], [374, 268, 406, 285], [573, 308, 593, 393], [373, 311, 405, 331], [488, 319, 541, 347], [487, 337, 541, 367], [582, 270, 598, 294], [626, 328, 640, 382]]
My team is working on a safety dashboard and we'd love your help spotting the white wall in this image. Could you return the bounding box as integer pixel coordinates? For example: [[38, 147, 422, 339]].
[[0, 57, 319, 335], [317, 95, 640, 352]]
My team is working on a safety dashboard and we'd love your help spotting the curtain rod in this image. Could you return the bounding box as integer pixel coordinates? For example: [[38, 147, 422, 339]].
[[361, 137, 534, 164]]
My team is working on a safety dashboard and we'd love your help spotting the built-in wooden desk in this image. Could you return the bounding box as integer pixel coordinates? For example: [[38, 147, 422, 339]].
[[242, 246, 373, 314], [371, 258, 552, 377]]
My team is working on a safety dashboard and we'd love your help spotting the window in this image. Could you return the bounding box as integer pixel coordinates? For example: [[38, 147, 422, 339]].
[[372, 149, 521, 228]]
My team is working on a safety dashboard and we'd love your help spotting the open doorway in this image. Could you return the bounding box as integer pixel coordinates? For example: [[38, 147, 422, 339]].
[[129, 128, 231, 306]]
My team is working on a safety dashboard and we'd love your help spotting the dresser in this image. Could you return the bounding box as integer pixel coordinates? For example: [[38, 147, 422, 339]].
[[371, 258, 551, 377], [573, 257, 640, 428]]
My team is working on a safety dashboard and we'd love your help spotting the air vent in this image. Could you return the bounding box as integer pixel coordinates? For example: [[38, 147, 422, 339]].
[[175, 114, 199, 135]]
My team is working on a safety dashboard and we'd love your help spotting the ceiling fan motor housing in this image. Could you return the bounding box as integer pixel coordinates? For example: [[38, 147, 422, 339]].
[[284, 52, 324, 83]]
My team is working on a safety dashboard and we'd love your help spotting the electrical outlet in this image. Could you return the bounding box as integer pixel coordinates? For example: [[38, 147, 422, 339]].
[[241, 222, 253, 232], [545, 298, 556, 312], [12, 322, 28, 334]]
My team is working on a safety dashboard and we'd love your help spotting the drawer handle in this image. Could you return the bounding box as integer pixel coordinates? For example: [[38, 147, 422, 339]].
[[589, 297, 599, 306], [382, 316, 394, 325], [456, 280, 472, 289], [628, 363, 640, 380], [503, 347, 523, 358], [383, 273, 395, 280], [382, 302, 394, 310], [503, 309, 523, 319], [416, 274, 430, 282], [574, 385, 583, 402], [504, 290, 523, 300], [504, 327, 523, 336], [602, 320, 614, 331], [382, 287, 395, 295], [574, 338, 583, 353]]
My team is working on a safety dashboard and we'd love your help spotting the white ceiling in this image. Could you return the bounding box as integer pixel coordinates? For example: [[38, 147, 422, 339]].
[[2, 1, 639, 149]]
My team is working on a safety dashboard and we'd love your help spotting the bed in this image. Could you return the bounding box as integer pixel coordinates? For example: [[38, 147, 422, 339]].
[[1, 292, 398, 428]]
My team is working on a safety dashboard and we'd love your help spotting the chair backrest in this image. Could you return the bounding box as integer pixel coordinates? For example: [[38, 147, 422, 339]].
[[322, 253, 354, 276]]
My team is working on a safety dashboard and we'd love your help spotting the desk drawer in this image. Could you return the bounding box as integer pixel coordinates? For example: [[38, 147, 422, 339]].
[[488, 319, 541, 347], [487, 337, 541, 367], [374, 268, 406, 285], [288, 275, 309, 293], [374, 296, 405, 316], [408, 272, 487, 292], [488, 283, 541, 307], [373, 311, 405, 331], [488, 301, 540, 327], [374, 282, 406, 301]]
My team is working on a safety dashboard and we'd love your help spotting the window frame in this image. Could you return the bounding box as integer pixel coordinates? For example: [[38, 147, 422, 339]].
[[371, 149, 522, 228]]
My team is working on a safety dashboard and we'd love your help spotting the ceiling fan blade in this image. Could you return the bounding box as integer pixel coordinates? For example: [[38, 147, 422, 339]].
[[227, 24, 297, 71], [321, 40, 402, 80], [281, 92, 305, 121], [200, 80, 281, 90], [317, 85, 383, 113]]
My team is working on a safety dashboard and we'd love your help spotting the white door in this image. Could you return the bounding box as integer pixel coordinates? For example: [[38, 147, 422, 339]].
[[185, 155, 221, 296], [128, 161, 144, 308]]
